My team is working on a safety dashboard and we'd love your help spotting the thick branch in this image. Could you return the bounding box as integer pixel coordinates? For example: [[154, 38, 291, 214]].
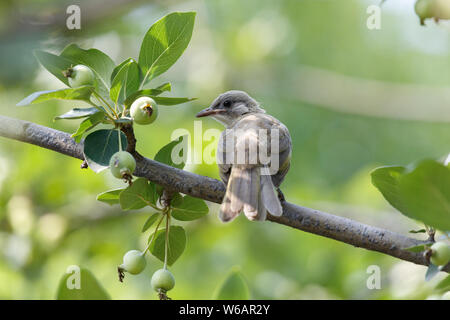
[[0, 115, 447, 273]]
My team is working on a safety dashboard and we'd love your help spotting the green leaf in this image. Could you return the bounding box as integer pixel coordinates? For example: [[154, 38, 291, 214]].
[[124, 93, 196, 107], [111, 58, 136, 83], [60, 44, 115, 95], [171, 192, 183, 206], [142, 213, 160, 232], [372, 160, 450, 231], [71, 112, 105, 143], [149, 225, 186, 266], [213, 267, 250, 300], [139, 12, 196, 83], [409, 229, 427, 234], [435, 275, 450, 292], [425, 263, 440, 281], [83, 129, 128, 173], [60, 44, 115, 87], [34, 50, 74, 86], [371, 165, 408, 214], [121, 82, 171, 108], [154, 135, 187, 170], [398, 160, 450, 231], [55, 107, 102, 120], [404, 242, 433, 253], [123, 89, 167, 108], [120, 178, 157, 210], [110, 60, 140, 105], [155, 82, 172, 92], [171, 196, 209, 221], [17, 86, 93, 106], [96, 188, 124, 205], [56, 267, 110, 300], [151, 96, 197, 106]]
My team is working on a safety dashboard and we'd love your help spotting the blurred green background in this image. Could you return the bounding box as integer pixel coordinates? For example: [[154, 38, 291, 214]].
[[0, 0, 449, 299]]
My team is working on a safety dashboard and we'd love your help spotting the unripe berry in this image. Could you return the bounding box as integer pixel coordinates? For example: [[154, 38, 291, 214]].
[[151, 268, 175, 292], [109, 151, 136, 179], [432, 0, 450, 20], [130, 97, 158, 125], [430, 242, 450, 266], [415, 0, 434, 25], [66, 65, 95, 87], [121, 250, 146, 275]]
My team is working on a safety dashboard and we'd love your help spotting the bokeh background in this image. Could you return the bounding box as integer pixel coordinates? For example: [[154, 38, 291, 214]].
[[0, 0, 449, 299]]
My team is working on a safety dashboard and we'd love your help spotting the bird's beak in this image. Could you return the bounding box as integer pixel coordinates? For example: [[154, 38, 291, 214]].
[[196, 107, 225, 118]]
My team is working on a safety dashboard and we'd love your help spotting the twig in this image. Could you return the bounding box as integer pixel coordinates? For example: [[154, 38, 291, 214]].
[[0, 115, 447, 273], [120, 124, 137, 154]]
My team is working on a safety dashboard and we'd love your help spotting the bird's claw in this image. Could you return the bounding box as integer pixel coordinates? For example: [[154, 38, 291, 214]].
[[276, 187, 286, 203]]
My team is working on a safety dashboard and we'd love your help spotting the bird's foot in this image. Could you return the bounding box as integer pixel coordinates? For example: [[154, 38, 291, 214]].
[[276, 187, 286, 203]]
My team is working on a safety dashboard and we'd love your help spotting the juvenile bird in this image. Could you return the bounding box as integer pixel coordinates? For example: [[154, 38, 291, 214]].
[[196, 91, 292, 222]]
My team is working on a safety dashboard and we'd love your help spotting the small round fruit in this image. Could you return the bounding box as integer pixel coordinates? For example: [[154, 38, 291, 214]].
[[130, 97, 158, 125], [67, 65, 95, 87], [432, 0, 450, 20], [430, 242, 450, 266], [415, 0, 434, 24], [109, 151, 136, 179], [122, 250, 146, 275], [151, 268, 175, 292]]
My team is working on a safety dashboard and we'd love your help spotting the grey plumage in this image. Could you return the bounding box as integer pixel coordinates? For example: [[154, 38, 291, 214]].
[[196, 90, 292, 222]]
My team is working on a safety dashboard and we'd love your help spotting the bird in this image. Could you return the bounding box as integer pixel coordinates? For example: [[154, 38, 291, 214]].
[[196, 90, 292, 222]]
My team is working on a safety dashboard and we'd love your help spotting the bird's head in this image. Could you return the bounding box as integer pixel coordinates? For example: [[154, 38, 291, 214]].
[[196, 90, 264, 126]]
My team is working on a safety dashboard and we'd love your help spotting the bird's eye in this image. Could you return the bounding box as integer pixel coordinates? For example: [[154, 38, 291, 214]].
[[223, 100, 231, 108]]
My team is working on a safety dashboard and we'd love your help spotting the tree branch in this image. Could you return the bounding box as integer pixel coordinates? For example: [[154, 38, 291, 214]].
[[0, 115, 447, 273]]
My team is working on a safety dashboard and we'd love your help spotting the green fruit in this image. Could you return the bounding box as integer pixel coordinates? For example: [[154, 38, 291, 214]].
[[109, 151, 136, 179], [121, 250, 146, 275], [67, 65, 95, 87], [432, 0, 450, 20], [130, 97, 158, 125], [430, 242, 450, 266], [415, 0, 434, 24], [151, 268, 175, 292]]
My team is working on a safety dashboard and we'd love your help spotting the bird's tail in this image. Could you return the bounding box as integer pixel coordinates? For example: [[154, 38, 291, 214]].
[[219, 166, 283, 222]]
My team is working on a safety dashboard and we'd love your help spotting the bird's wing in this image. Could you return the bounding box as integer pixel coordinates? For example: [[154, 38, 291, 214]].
[[217, 130, 232, 185], [217, 113, 291, 222], [271, 120, 292, 187], [232, 114, 291, 185]]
